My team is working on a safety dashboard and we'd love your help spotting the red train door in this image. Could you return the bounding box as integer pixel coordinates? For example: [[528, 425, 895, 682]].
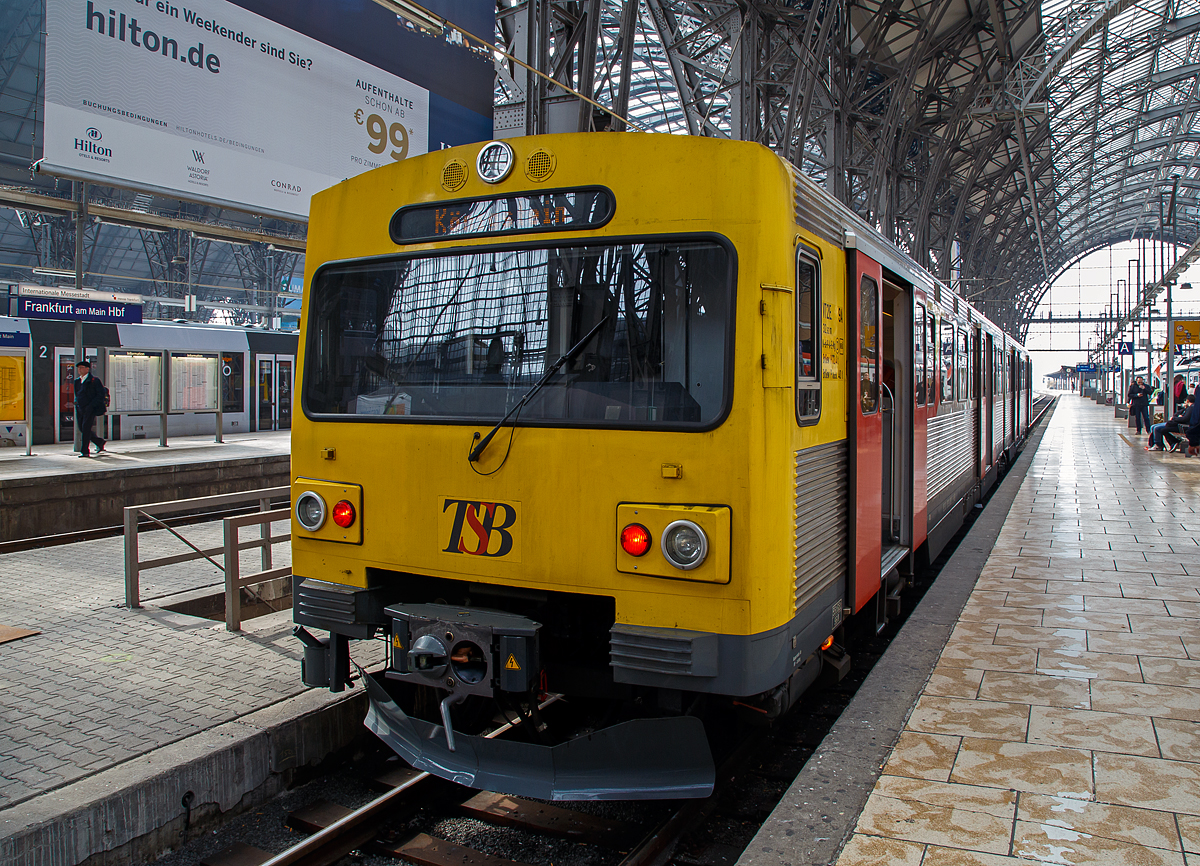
[[983, 333, 994, 469], [911, 294, 929, 551], [849, 251, 883, 614]]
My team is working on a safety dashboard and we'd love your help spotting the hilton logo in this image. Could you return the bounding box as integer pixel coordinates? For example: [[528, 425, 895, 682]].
[[75, 132, 112, 159]]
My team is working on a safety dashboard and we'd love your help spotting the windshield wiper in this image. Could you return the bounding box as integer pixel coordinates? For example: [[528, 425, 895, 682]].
[[468, 316, 609, 463]]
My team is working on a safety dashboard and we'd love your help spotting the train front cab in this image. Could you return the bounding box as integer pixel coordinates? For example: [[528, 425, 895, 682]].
[[290, 135, 869, 800]]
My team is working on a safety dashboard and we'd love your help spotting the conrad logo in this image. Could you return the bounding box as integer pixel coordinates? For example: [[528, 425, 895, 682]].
[[271, 179, 302, 193]]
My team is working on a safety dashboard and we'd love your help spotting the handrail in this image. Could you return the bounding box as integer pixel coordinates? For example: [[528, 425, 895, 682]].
[[223, 509, 292, 631], [123, 486, 289, 608]]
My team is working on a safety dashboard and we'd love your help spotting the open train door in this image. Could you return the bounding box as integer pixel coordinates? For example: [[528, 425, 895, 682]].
[[848, 249, 883, 616]]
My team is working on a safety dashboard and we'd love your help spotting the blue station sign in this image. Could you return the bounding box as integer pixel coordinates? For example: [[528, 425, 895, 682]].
[[1076, 363, 1098, 373], [17, 285, 143, 324], [1117, 341, 1133, 356]]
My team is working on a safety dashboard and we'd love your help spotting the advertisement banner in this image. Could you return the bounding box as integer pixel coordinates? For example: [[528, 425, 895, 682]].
[[42, 0, 494, 219]]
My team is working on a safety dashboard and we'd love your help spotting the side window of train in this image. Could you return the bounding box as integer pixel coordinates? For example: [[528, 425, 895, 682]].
[[796, 254, 820, 423], [957, 328, 969, 400], [940, 319, 955, 403], [926, 312, 937, 405], [860, 275, 879, 414], [914, 303, 926, 406], [971, 331, 981, 400]]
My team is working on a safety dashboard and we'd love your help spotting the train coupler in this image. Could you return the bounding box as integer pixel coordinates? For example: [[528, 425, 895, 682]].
[[363, 671, 715, 800]]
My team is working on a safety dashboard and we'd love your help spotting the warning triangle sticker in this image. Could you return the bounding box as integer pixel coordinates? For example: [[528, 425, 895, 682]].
[[504, 654, 521, 671]]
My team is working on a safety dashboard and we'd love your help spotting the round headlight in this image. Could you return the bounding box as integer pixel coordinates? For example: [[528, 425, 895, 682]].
[[661, 520, 708, 570], [295, 491, 327, 531]]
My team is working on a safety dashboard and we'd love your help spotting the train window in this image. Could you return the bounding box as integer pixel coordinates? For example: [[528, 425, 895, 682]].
[[971, 331, 980, 400], [302, 239, 733, 428], [796, 255, 820, 423], [957, 328, 968, 400], [860, 275, 879, 414], [940, 319, 955, 403], [914, 303, 926, 406], [926, 312, 937, 405]]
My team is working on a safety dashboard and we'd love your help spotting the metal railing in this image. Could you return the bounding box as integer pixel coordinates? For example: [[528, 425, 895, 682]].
[[223, 508, 292, 631], [124, 486, 290, 611]]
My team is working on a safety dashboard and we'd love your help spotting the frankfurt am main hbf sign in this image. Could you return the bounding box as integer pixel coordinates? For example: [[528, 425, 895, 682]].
[[17, 285, 143, 323]]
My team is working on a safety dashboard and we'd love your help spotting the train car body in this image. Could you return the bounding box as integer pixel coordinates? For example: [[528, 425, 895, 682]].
[[291, 133, 1030, 800]]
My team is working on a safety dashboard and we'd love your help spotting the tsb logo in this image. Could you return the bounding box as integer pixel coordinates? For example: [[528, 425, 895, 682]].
[[440, 498, 521, 560]]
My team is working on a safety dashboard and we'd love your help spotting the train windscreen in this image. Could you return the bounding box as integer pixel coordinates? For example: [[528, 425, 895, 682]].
[[303, 240, 732, 427]]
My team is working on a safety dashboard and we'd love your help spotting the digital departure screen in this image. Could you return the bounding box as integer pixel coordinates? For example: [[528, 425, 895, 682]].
[[391, 188, 614, 243]]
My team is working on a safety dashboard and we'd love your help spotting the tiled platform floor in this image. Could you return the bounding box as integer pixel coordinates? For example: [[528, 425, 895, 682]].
[[837, 395, 1200, 866]]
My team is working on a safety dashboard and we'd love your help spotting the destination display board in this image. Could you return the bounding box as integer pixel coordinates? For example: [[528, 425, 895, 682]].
[[41, 0, 494, 219], [391, 189, 616, 243], [171, 353, 219, 411], [109, 351, 164, 412]]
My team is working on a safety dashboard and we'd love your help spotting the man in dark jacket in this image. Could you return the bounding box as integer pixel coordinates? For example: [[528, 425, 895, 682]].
[[73, 360, 106, 457], [1128, 375, 1152, 434]]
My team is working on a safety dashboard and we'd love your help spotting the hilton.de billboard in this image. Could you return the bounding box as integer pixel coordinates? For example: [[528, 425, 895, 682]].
[[40, 0, 494, 219]]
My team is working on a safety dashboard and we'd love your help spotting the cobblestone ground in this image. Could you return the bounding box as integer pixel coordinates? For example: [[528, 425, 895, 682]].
[[0, 521, 380, 809]]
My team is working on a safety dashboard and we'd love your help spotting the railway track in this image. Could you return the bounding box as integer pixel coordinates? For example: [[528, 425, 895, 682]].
[[199, 694, 751, 866]]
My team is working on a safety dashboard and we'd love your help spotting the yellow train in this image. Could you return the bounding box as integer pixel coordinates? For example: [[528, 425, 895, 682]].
[[291, 133, 1031, 800]]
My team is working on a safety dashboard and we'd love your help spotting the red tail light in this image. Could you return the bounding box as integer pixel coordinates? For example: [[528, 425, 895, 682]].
[[332, 500, 356, 528], [620, 523, 651, 556]]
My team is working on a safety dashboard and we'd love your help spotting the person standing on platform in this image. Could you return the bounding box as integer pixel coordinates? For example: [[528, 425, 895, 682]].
[[73, 360, 106, 458], [1128, 375, 1152, 435], [1175, 374, 1187, 407]]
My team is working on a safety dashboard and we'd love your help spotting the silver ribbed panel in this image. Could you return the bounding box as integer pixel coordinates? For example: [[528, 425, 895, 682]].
[[992, 398, 1004, 452], [610, 626, 717, 677], [793, 440, 848, 613], [927, 410, 973, 501], [793, 181, 843, 246]]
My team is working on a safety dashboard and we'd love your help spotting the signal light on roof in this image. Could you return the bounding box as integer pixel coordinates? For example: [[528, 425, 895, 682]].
[[332, 500, 356, 529], [620, 523, 651, 557]]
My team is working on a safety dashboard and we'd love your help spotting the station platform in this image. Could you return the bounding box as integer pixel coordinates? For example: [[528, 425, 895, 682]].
[[0, 517, 385, 866], [0, 429, 291, 482], [0, 431, 292, 542], [741, 395, 1200, 866]]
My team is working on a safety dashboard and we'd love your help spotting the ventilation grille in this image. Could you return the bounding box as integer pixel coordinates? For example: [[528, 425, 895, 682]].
[[610, 625, 717, 678], [794, 440, 849, 614], [441, 159, 468, 192], [525, 149, 556, 182], [927, 409, 973, 502], [793, 180, 843, 246], [993, 395, 1005, 449]]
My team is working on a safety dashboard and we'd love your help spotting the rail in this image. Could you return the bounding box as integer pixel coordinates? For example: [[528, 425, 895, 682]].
[[123, 486, 289, 609], [223, 509, 292, 631]]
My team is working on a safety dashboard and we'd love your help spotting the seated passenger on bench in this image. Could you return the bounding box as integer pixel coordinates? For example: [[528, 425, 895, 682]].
[[1148, 398, 1193, 451]]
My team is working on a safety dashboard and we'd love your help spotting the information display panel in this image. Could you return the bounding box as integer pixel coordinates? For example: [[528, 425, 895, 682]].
[[0, 355, 26, 422], [109, 350, 164, 412], [171, 354, 220, 411]]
